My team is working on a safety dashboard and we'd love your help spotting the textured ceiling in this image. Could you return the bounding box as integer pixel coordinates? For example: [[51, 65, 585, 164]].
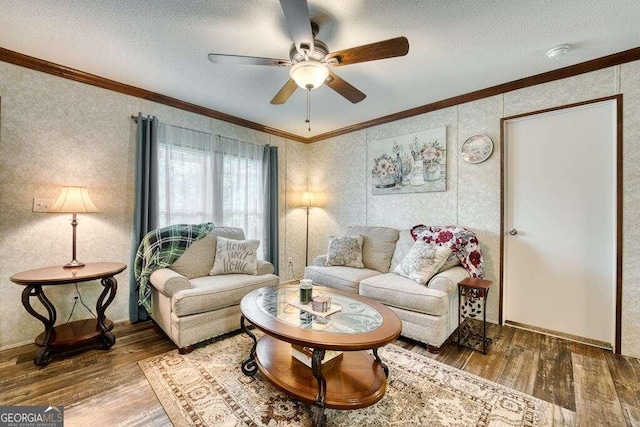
[[1, 0, 639, 138]]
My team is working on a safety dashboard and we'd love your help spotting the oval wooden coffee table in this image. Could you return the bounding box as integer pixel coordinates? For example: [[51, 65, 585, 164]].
[[240, 285, 402, 427]]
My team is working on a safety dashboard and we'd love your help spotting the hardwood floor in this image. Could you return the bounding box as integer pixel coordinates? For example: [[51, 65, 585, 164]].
[[0, 321, 638, 426]]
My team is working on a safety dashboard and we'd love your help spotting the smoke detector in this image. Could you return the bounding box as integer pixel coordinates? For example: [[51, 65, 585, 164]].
[[546, 44, 571, 59]]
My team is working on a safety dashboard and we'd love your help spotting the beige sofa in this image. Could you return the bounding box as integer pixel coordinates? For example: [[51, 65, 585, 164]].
[[304, 226, 469, 351], [148, 227, 279, 353]]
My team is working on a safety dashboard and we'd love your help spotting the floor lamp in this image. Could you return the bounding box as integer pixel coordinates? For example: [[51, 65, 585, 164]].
[[301, 191, 315, 266]]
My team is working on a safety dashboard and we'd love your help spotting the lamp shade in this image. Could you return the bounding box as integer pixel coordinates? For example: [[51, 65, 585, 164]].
[[300, 191, 315, 208], [289, 61, 329, 90], [49, 186, 98, 213]]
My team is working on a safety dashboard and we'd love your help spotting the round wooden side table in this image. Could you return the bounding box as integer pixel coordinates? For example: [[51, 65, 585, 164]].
[[10, 262, 126, 366]]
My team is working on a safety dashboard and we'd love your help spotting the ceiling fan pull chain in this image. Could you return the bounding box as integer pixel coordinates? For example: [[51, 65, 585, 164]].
[[306, 87, 311, 131]]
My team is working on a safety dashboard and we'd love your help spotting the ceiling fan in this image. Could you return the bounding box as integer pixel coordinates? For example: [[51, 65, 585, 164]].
[[207, 0, 410, 106]]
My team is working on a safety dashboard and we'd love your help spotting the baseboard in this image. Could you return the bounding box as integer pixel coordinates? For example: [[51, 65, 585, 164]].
[[0, 338, 34, 351], [504, 320, 613, 350]]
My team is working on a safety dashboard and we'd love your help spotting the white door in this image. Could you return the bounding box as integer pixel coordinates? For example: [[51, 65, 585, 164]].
[[504, 99, 617, 348]]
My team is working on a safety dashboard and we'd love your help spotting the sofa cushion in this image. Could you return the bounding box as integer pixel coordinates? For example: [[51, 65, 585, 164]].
[[325, 235, 364, 268], [304, 265, 381, 293], [210, 237, 259, 275], [393, 241, 451, 285], [170, 227, 246, 279], [172, 273, 278, 317], [170, 233, 216, 279], [359, 273, 449, 316], [390, 229, 414, 272], [346, 226, 399, 273], [311, 255, 327, 267]]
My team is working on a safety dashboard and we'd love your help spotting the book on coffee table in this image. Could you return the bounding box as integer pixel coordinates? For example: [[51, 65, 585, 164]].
[[291, 344, 343, 368]]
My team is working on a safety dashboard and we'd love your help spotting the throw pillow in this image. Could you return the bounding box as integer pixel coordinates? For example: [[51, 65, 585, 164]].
[[411, 225, 485, 278], [438, 252, 461, 273], [170, 233, 217, 279], [325, 235, 364, 268], [394, 241, 452, 285], [390, 229, 415, 272], [345, 226, 399, 272], [210, 236, 259, 275]]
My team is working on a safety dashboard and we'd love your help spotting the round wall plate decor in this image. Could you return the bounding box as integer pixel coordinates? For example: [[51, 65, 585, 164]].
[[461, 135, 493, 163]]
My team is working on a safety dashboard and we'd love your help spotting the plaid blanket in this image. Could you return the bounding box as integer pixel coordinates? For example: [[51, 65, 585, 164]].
[[135, 222, 215, 313]]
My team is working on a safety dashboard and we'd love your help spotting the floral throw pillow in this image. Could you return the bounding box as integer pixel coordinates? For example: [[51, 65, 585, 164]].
[[394, 241, 452, 285], [410, 225, 484, 278], [210, 237, 259, 275], [325, 235, 364, 268]]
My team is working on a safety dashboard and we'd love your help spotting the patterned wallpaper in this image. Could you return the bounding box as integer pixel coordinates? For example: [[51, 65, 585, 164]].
[[0, 61, 307, 350], [619, 61, 640, 358], [1, 58, 639, 359], [306, 64, 640, 358]]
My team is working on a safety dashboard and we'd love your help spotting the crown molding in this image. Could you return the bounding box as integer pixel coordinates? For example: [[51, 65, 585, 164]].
[[0, 47, 307, 143], [2, 45, 639, 144], [308, 46, 640, 143]]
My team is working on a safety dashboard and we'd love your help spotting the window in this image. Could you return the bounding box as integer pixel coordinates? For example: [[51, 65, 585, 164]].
[[158, 125, 268, 259]]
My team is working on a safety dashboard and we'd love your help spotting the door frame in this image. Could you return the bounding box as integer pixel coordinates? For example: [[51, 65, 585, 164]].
[[499, 94, 623, 353]]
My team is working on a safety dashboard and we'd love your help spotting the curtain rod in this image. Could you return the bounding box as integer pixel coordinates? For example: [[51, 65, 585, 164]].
[[131, 114, 211, 136], [131, 115, 270, 148]]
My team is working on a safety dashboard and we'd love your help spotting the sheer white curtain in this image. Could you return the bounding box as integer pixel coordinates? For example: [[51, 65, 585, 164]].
[[213, 136, 265, 257], [157, 125, 266, 258], [158, 124, 214, 226]]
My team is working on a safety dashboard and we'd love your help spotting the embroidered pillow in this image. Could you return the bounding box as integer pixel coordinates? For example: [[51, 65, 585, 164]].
[[410, 225, 484, 278], [210, 237, 259, 275], [325, 235, 364, 268], [394, 241, 452, 285]]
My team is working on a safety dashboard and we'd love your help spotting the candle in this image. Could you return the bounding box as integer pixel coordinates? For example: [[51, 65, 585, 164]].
[[299, 279, 313, 304], [312, 295, 331, 312]]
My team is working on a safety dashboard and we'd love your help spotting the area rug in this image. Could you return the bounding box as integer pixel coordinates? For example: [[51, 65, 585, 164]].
[[139, 333, 562, 426]]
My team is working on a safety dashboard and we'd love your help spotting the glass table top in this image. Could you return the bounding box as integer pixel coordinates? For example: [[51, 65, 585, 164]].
[[256, 286, 383, 333]]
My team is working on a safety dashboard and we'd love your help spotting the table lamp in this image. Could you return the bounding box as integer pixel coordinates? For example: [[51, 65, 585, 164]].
[[49, 186, 98, 268]]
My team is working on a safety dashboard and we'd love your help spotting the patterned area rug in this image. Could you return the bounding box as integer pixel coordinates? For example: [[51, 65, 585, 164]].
[[139, 333, 563, 426]]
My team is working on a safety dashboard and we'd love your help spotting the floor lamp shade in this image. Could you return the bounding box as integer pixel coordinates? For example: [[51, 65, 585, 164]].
[[49, 186, 98, 268], [301, 191, 315, 208]]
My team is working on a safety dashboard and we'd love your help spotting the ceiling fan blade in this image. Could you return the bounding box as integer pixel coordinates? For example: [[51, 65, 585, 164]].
[[270, 78, 299, 104], [325, 36, 409, 67], [279, 0, 314, 54], [207, 53, 291, 67], [325, 70, 366, 104]]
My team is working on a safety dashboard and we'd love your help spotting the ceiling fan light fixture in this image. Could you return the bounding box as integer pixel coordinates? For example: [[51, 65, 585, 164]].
[[289, 61, 329, 90]]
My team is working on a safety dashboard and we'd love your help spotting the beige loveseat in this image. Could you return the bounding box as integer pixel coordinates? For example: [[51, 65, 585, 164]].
[[304, 226, 470, 351], [148, 227, 279, 353]]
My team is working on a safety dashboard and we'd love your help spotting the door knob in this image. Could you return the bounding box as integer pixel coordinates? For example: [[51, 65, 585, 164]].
[[508, 228, 518, 236]]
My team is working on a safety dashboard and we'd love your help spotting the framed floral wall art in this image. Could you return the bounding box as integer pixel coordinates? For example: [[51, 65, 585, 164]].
[[369, 126, 447, 195]]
